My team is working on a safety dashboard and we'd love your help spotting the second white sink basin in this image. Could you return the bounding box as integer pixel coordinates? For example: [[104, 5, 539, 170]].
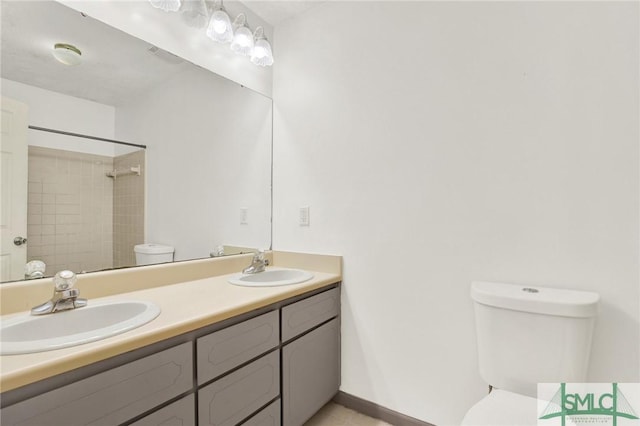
[[228, 268, 314, 287], [0, 300, 160, 355]]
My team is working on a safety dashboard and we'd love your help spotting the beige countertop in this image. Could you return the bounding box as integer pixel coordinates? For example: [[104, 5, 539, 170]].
[[0, 253, 341, 393]]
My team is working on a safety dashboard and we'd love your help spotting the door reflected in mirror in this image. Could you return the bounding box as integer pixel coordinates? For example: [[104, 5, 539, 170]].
[[0, 1, 272, 282]]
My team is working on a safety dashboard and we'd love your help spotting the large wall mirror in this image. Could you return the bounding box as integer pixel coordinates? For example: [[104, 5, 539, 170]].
[[0, 0, 272, 283]]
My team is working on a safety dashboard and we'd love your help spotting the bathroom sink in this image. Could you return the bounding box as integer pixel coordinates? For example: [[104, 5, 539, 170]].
[[0, 300, 160, 355], [228, 268, 314, 287]]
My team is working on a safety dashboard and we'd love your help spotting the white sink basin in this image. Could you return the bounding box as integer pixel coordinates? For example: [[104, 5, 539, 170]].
[[0, 300, 160, 355], [228, 268, 314, 287]]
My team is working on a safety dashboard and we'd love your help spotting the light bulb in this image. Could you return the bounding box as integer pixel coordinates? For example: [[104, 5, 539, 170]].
[[149, 0, 181, 12], [213, 20, 227, 34], [181, 0, 208, 28], [230, 26, 254, 56], [207, 9, 233, 43], [251, 39, 274, 67], [250, 27, 273, 67]]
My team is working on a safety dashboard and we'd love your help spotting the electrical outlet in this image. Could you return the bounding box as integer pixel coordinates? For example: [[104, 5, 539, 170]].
[[240, 207, 248, 224], [299, 206, 310, 226]]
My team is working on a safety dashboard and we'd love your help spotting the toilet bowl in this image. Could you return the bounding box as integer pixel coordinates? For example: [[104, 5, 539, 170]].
[[134, 243, 174, 266], [461, 389, 538, 426], [464, 281, 600, 426]]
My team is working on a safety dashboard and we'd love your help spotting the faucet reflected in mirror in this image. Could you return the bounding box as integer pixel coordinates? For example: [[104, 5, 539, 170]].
[[242, 250, 270, 274], [24, 260, 46, 280]]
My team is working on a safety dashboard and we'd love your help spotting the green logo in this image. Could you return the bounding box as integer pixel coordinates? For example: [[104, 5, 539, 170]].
[[539, 383, 639, 426]]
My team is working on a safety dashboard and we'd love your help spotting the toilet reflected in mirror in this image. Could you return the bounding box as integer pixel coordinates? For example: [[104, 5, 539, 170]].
[[134, 244, 175, 266]]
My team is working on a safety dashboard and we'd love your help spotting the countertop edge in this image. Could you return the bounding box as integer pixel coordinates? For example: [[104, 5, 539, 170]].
[[0, 273, 341, 393]]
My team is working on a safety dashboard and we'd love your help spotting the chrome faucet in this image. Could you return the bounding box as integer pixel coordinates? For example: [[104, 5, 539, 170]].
[[242, 250, 270, 274], [31, 270, 87, 315]]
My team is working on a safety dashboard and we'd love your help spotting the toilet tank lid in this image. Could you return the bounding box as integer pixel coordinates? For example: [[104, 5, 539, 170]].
[[134, 243, 174, 254], [471, 281, 600, 318]]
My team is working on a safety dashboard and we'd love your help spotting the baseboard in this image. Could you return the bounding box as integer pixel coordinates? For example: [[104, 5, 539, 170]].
[[333, 391, 436, 426]]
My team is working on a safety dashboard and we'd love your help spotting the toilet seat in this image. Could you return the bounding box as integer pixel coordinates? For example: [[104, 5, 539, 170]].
[[461, 389, 540, 426]]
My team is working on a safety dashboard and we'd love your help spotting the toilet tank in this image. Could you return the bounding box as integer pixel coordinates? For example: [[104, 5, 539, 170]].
[[134, 243, 174, 266], [471, 281, 599, 398]]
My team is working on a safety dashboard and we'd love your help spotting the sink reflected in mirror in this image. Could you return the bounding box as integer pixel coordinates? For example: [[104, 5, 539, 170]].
[[228, 268, 314, 287], [0, 300, 160, 355]]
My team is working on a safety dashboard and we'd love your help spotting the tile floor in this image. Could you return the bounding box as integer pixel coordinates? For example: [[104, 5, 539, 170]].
[[305, 402, 393, 426]]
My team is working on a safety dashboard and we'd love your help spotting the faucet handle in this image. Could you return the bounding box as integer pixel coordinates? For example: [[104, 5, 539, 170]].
[[59, 288, 80, 299], [25, 260, 46, 279], [53, 270, 77, 291]]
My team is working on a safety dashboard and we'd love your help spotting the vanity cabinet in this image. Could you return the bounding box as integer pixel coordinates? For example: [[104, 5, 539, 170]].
[[242, 400, 281, 426], [198, 351, 280, 426], [1, 343, 193, 426], [197, 310, 279, 385], [0, 284, 340, 426], [130, 395, 195, 426], [281, 288, 341, 426]]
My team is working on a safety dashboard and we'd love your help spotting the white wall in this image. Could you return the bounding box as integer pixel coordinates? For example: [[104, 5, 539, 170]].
[[273, 2, 639, 425], [59, 0, 274, 97], [1, 78, 116, 156], [115, 64, 272, 261]]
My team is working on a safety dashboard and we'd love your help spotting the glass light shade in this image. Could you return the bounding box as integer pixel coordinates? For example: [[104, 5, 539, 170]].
[[250, 39, 274, 67], [206, 9, 233, 43], [181, 0, 209, 28], [230, 26, 254, 56], [149, 0, 181, 12], [52, 43, 81, 66]]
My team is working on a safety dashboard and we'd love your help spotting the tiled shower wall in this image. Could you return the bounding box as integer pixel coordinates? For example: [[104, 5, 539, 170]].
[[26, 147, 146, 276], [27, 147, 114, 275], [113, 150, 145, 268]]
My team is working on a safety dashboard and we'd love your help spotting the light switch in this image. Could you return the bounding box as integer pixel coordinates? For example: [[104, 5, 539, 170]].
[[299, 206, 310, 226]]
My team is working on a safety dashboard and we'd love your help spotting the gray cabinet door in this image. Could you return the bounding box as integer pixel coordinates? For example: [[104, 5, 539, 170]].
[[282, 318, 340, 426], [198, 350, 280, 426], [1, 343, 193, 426], [281, 287, 339, 341], [197, 310, 279, 385], [241, 399, 280, 426], [130, 394, 195, 426]]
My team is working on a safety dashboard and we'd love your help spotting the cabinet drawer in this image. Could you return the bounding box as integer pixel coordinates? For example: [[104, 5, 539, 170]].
[[197, 310, 279, 385], [241, 399, 280, 426], [1, 343, 193, 426], [130, 394, 195, 426], [281, 287, 339, 341], [282, 318, 340, 426], [198, 350, 279, 426]]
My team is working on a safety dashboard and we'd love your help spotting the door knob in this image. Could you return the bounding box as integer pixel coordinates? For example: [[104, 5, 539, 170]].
[[13, 236, 27, 246]]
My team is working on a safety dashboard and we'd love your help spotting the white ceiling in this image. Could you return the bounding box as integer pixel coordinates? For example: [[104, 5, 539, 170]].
[[0, 1, 323, 107], [1, 1, 190, 106], [238, 1, 324, 26]]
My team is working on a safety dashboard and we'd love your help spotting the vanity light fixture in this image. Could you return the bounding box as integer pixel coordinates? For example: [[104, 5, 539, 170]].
[[230, 13, 254, 56], [206, 0, 233, 43], [149, 0, 182, 12], [52, 43, 82, 66], [250, 27, 274, 67], [181, 0, 209, 28], [147, 0, 273, 67]]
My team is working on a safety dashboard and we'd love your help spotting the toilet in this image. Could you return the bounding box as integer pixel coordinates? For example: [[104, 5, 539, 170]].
[[462, 281, 600, 425], [134, 243, 175, 266]]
